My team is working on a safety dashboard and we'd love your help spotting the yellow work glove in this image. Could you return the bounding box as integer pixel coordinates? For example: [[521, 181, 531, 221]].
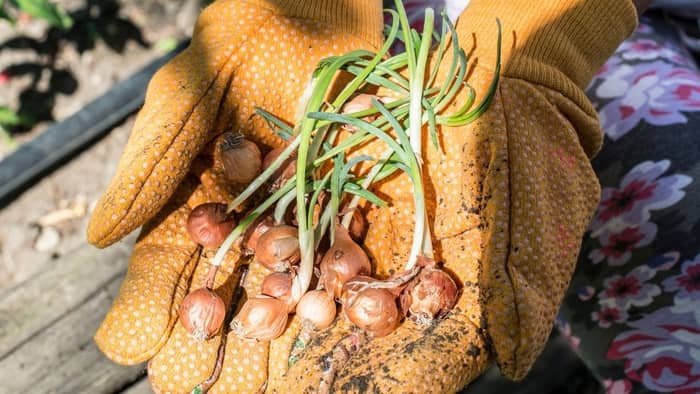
[[88, 0, 382, 392], [88, 0, 639, 392], [273, 1, 639, 392]]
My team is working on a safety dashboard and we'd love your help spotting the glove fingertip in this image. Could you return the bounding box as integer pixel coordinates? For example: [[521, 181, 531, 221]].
[[86, 197, 130, 248], [94, 307, 173, 366]]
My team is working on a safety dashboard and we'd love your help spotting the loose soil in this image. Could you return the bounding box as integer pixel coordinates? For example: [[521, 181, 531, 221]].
[[0, 4, 602, 393], [0, 0, 201, 288]]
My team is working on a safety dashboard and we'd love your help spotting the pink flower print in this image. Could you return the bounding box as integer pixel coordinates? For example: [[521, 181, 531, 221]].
[[599, 265, 661, 310], [602, 228, 644, 258], [602, 276, 642, 301], [607, 305, 700, 393], [591, 160, 691, 233], [618, 38, 691, 65], [592, 305, 629, 328], [592, 56, 623, 84], [603, 379, 632, 394], [589, 223, 657, 266], [663, 253, 700, 298], [594, 61, 700, 140], [598, 179, 656, 222], [677, 265, 700, 293], [555, 317, 581, 350]]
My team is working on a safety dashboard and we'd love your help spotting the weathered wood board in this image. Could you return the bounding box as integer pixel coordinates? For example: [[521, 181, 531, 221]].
[[121, 378, 153, 394], [0, 235, 147, 394], [0, 235, 598, 394]]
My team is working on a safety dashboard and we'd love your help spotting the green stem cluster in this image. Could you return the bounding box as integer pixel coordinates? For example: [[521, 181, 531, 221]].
[[210, 2, 502, 305]]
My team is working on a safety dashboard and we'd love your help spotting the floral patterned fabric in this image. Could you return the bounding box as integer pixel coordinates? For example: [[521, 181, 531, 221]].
[[393, 1, 700, 393], [558, 14, 700, 394]]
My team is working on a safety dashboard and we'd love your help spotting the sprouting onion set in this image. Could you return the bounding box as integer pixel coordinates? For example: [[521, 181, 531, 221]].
[[178, 0, 501, 386]]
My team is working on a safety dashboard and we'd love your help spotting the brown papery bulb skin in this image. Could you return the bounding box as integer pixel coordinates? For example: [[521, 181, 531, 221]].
[[291, 197, 324, 228], [255, 225, 300, 272], [400, 267, 458, 326], [348, 210, 367, 243], [262, 147, 296, 191], [343, 286, 399, 337], [218, 133, 262, 184], [296, 289, 337, 330], [242, 215, 274, 255], [274, 159, 297, 191], [261, 272, 293, 299], [319, 225, 371, 300], [338, 275, 377, 307], [186, 203, 236, 249], [178, 288, 226, 342], [260, 272, 294, 311], [340, 94, 387, 132], [230, 296, 289, 341], [341, 93, 377, 114], [262, 146, 283, 171]]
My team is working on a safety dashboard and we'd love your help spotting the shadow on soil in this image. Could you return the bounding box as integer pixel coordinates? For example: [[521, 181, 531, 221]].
[[0, 0, 148, 133]]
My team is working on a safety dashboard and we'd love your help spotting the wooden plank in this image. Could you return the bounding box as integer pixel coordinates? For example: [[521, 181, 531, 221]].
[[0, 235, 135, 356], [0, 234, 144, 393], [0, 276, 146, 393], [121, 377, 154, 394]]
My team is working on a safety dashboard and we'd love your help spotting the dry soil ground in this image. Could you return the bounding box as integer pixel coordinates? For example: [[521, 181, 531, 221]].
[[0, 0, 200, 288]]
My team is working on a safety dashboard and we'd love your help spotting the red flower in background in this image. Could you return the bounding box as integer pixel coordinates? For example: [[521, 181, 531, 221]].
[[607, 305, 700, 393], [601, 228, 645, 260], [589, 223, 657, 266], [0, 70, 10, 85], [599, 180, 656, 222], [677, 264, 700, 293], [592, 305, 629, 328]]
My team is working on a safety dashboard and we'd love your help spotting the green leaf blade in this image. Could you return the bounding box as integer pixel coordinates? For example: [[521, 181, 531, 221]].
[[15, 0, 73, 29]]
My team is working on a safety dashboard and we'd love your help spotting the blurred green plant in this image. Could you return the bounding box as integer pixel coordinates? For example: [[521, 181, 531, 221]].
[[0, 0, 73, 30], [0, 106, 33, 149], [155, 37, 178, 53]]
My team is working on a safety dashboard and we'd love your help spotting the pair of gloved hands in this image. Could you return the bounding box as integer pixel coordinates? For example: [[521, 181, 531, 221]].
[[87, 0, 640, 392]]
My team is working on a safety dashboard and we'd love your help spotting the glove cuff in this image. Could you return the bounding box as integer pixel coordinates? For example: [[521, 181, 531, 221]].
[[246, 0, 384, 49], [458, 0, 637, 139]]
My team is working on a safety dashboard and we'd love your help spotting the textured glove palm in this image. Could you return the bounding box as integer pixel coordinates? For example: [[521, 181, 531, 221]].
[[88, 0, 615, 392]]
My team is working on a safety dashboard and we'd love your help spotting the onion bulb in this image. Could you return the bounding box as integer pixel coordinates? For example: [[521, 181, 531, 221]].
[[400, 267, 458, 326], [296, 289, 337, 330], [348, 209, 367, 243], [186, 203, 235, 249], [178, 287, 226, 342], [242, 214, 274, 255], [291, 192, 325, 228], [255, 225, 300, 272], [218, 132, 262, 184], [342, 280, 399, 337], [338, 275, 377, 306], [341, 93, 376, 113], [262, 147, 296, 191], [319, 224, 371, 299], [262, 146, 283, 171], [260, 271, 294, 310], [340, 94, 387, 132], [230, 296, 288, 341], [261, 272, 293, 299]]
